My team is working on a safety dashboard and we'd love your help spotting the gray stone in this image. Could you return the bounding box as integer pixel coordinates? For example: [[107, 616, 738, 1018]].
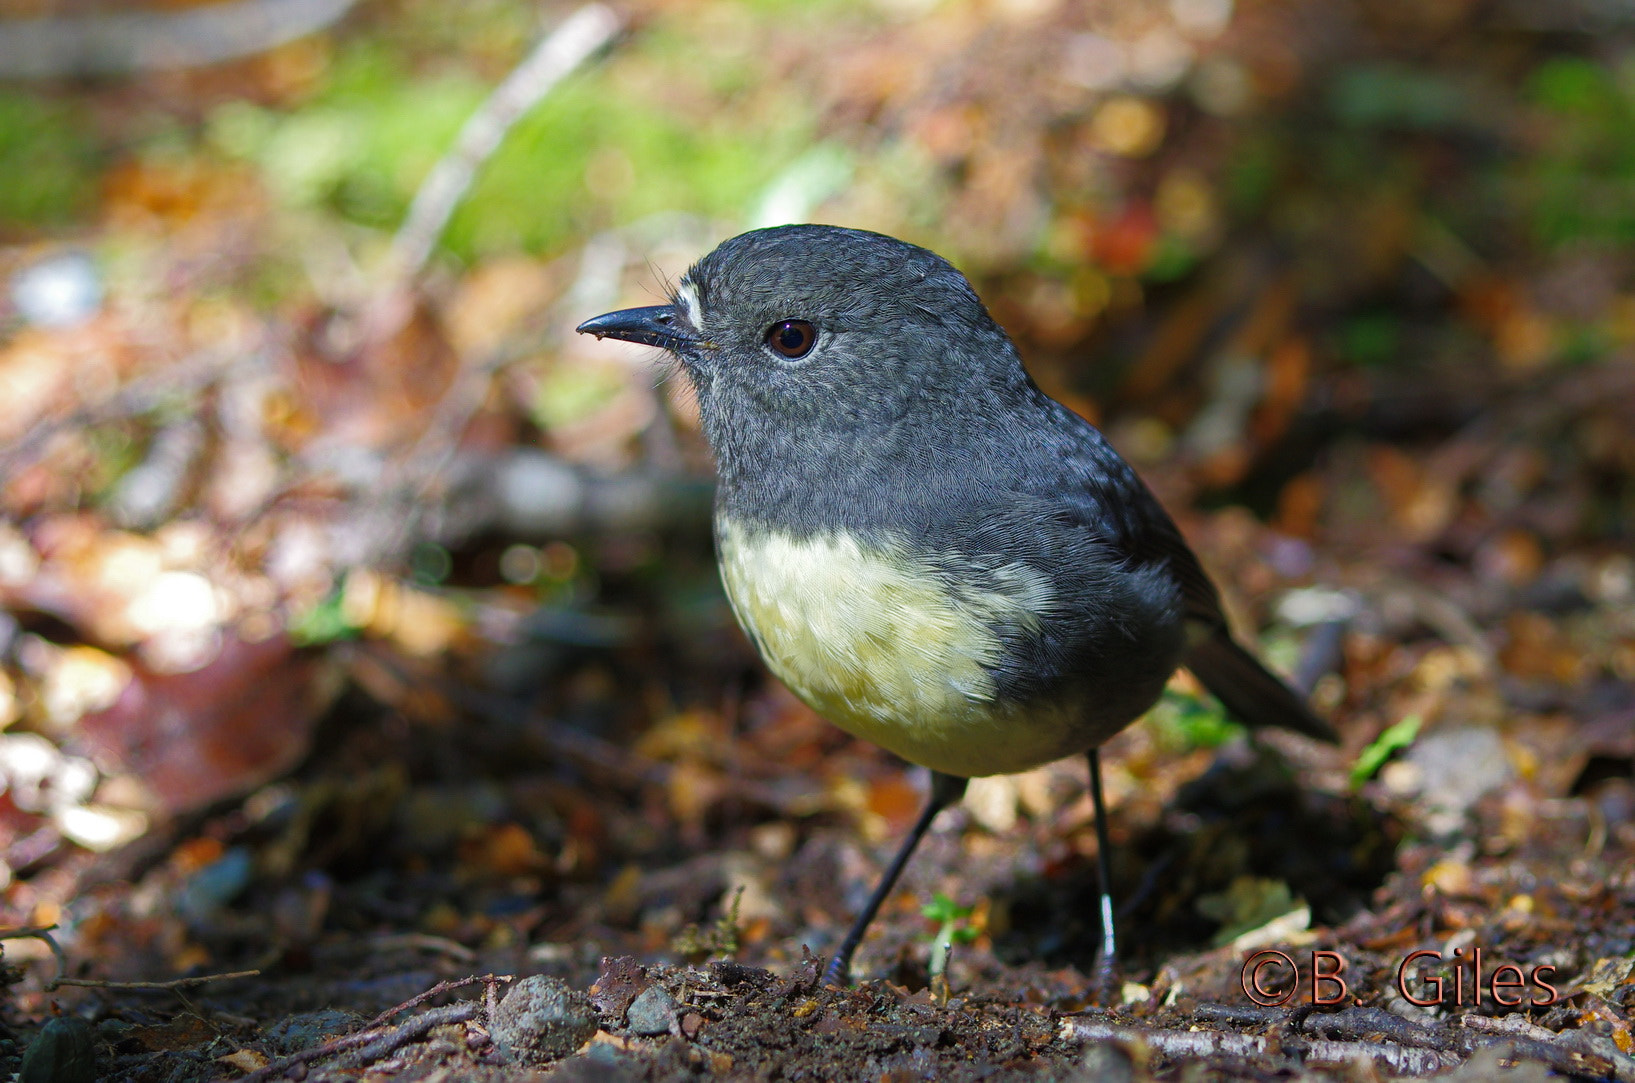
[[626, 984, 679, 1036], [491, 975, 600, 1065]]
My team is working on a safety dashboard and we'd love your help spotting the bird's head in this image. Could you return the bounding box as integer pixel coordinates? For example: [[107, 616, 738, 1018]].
[[577, 225, 1026, 474]]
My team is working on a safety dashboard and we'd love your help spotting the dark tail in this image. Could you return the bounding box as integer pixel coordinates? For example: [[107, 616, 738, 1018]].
[[1184, 632, 1338, 743]]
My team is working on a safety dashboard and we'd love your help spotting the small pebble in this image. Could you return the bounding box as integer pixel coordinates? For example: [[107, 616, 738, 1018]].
[[680, 1011, 704, 1039], [626, 985, 679, 1036], [490, 975, 599, 1064], [19, 1016, 98, 1083]]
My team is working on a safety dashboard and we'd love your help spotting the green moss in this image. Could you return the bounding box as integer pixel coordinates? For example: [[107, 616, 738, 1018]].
[[0, 92, 99, 227]]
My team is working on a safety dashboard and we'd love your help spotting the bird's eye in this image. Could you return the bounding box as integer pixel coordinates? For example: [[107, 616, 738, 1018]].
[[764, 319, 817, 359]]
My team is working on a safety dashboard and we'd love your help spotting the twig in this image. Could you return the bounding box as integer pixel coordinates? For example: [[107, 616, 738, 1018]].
[[352, 932, 478, 964], [0, 0, 357, 78], [1, 347, 243, 479], [232, 1001, 481, 1083], [1061, 1016, 1462, 1075], [52, 969, 260, 992], [0, 925, 68, 986], [337, 1001, 482, 1069], [1462, 1014, 1633, 1082], [385, 4, 622, 285], [347, 4, 621, 564], [365, 974, 513, 1029]]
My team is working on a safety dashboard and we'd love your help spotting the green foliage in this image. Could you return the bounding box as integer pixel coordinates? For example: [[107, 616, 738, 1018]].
[[1197, 875, 1306, 947], [922, 892, 979, 984], [1144, 233, 1201, 283], [83, 426, 145, 507], [673, 885, 744, 962], [210, 45, 485, 229], [289, 586, 360, 647], [448, 78, 802, 257], [0, 92, 99, 227], [1328, 64, 1473, 130], [1337, 312, 1403, 368], [1349, 714, 1421, 789], [207, 21, 820, 261], [1147, 687, 1245, 751], [1521, 56, 1635, 249]]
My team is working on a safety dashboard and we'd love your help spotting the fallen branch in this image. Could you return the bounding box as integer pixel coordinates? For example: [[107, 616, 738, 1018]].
[[53, 969, 260, 992], [364, 973, 512, 1030], [0, 0, 356, 78], [1062, 1015, 1460, 1076], [233, 977, 512, 1083], [0, 925, 68, 985], [385, 4, 622, 285], [1064, 1008, 1623, 1080], [348, 4, 623, 565], [232, 1001, 482, 1083], [1463, 1013, 1635, 1083]]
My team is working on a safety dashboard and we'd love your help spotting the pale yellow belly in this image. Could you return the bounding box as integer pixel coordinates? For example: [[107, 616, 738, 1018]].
[[715, 519, 1088, 777]]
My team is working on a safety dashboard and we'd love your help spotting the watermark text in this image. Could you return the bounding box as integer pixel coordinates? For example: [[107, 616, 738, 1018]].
[[1239, 948, 1558, 1008]]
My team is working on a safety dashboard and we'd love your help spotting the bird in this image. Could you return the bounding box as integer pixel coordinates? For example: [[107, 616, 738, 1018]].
[[577, 224, 1337, 986]]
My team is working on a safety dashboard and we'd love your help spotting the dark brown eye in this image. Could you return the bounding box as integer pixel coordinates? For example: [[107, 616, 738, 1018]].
[[765, 319, 817, 359]]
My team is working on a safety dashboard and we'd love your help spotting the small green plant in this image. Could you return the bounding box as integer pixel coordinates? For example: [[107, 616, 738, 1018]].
[[287, 584, 360, 647], [922, 892, 979, 997], [1349, 714, 1422, 790], [1148, 687, 1245, 751], [673, 885, 743, 962]]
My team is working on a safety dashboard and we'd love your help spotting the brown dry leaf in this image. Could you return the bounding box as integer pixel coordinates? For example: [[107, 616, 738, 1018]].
[[635, 708, 726, 764], [77, 634, 338, 815], [121, 1015, 217, 1053], [1366, 445, 1457, 543], [1089, 202, 1159, 277], [1495, 308, 1559, 372], [1474, 528, 1545, 587], [290, 297, 459, 453], [341, 571, 466, 658], [1500, 611, 1587, 685], [459, 821, 548, 880], [865, 772, 923, 825], [666, 759, 728, 833], [445, 256, 559, 358], [170, 835, 226, 874], [217, 1049, 271, 1073], [1251, 337, 1311, 448]]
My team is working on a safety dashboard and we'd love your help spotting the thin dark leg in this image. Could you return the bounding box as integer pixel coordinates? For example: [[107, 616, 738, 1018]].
[[1087, 748, 1117, 981], [823, 770, 968, 986]]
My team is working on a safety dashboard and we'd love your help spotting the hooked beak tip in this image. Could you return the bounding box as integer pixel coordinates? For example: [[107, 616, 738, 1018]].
[[576, 305, 688, 350]]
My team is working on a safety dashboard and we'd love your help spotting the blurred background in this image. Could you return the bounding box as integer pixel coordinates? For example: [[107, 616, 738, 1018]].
[[0, 0, 1632, 1072]]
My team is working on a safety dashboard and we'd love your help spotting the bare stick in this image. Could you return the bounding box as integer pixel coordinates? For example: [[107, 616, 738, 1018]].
[[0, 925, 68, 987], [386, 4, 621, 284], [1061, 1017, 1461, 1075], [365, 973, 513, 1029], [236, 1001, 481, 1083], [52, 969, 260, 992], [0, 0, 356, 79]]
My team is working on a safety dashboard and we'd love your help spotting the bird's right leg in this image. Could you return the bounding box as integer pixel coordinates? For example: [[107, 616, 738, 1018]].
[[823, 770, 968, 986]]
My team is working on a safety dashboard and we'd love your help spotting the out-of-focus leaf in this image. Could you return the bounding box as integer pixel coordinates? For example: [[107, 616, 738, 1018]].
[[1197, 875, 1307, 947], [77, 635, 337, 815], [0, 93, 99, 226], [1350, 715, 1422, 789], [1328, 64, 1472, 129]]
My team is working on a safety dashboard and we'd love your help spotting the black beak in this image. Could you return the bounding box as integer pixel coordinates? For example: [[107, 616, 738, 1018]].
[[575, 305, 692, 351]]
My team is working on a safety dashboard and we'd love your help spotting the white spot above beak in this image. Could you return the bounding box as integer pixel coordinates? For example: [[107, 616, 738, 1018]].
[[676, 280, 702, 329]]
